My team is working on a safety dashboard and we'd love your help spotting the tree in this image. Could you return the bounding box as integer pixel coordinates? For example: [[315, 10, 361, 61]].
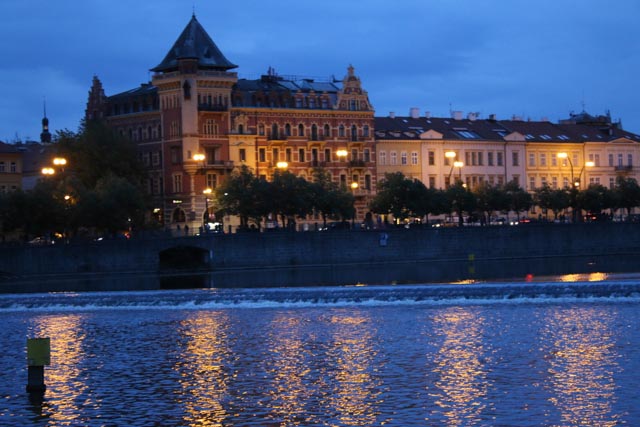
[[370, 172, 414, 222], [578, 184, 611, 219], [215, 165, 264, 229], [310, 168, 354, 228], [504, 180, 533, 221], [446, 182, 476, 226], [473, 182, 507, 225], [535, 185, 569, 220], [270, 169, 314, 229], [614, 177, 640, 219]]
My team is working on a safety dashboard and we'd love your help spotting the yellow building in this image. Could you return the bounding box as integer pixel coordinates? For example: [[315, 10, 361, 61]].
[[0, 142, 22, 193]]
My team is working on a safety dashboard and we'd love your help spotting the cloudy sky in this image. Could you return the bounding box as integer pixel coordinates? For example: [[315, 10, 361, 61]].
[[2, 0, 639, 142]]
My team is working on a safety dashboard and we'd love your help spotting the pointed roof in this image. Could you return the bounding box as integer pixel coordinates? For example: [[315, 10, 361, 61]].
[[151, 14, 237, 72]]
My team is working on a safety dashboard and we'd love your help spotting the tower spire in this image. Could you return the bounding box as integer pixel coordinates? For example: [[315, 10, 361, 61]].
[[40, 97, 51, 143]]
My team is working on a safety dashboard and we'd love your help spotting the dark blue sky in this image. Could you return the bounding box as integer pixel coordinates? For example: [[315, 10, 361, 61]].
[[2, 0, 639, 142]]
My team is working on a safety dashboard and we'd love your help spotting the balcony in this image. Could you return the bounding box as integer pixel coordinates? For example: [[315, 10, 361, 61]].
[[204, 160, 234, 170], [198, 104, 228, 112], [615, 165, 633, 173], [349, 160, 366, 168]]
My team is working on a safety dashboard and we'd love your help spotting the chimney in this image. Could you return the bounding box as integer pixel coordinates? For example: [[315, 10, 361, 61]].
[[467, 112, 477, 121], [389, 112, 395, 119], [410, 107, 420, 119], [425, 111, 431, 119], [489, 113, 497, 121], [452, 111, 463, 120]]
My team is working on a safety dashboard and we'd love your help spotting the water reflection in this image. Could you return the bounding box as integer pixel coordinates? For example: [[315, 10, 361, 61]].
[[262, 313, 316, 425], [175, 311, 232, 426], [429, 307, 491, 426], [559, 272, 610, 282], [325, 309, 382, 426], [540, 307, 622, 426], [28, 314, 90, 425]]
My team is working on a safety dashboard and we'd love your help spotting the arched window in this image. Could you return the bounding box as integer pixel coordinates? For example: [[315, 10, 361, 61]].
[[298, 124, 305, 137], [311, 124, 318, 141], [271, 123, 279, 139], [351, 125, 358, 141], [285, 123, 291, 137], [339, 125, 345, 137], [238, 124, 244, 134], [363, 125, 370, 137], [323, 124, 331, 138]]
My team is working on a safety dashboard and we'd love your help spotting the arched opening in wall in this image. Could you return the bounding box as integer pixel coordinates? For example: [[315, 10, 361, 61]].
[[159, 246, 210, 271], [172, 208, 186, 223]]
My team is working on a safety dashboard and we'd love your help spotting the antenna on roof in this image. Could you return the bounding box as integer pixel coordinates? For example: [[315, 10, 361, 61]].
[[192, 3, 196, 18]]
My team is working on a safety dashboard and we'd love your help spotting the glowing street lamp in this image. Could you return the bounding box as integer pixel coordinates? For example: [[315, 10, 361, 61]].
[[202, 187, 212, 232], [446, 151, 458, 184], [53, 157, 67, 167], [193, 153, 205, 162], [336, 149, 348, 160], [453, 161, 464, 182], [276, 161, 288, 170], [41, 167, 55, 176]]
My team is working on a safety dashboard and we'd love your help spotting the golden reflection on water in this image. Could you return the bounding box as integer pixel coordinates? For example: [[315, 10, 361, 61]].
[[430, 307, 490, 426], [263, 314, 316, 425], [175, 311, 231, 426], [325, 310, 381, 426], [559, 272, 609, 282], [541, 307, 622, 426], [29, 314, 89, 424]]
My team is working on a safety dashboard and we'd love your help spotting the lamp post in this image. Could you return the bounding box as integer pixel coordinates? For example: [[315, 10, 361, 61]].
[[557, 152, 574, 184], [202, 188, 212, 233], [576, 161, 595, 189], [445, 151, 457, 186], [453, 161, 464, 184]]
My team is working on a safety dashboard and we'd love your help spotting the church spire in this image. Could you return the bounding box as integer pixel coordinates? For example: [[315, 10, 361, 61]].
[[40, 98, 52, 143]]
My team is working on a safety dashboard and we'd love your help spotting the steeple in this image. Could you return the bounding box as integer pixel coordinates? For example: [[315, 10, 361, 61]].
[[151, 14, 237, 73], [85, 75, 108, 121], [40, 99, 52, 143]]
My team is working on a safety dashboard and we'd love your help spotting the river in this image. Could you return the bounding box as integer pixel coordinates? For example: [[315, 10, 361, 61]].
[[1, 274, 639, 426]]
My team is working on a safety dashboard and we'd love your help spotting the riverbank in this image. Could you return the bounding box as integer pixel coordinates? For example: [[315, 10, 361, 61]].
[[1, 223, 639, 292]]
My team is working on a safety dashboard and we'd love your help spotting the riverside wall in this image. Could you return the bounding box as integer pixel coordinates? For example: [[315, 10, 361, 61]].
[[1, 223, 639, 284]]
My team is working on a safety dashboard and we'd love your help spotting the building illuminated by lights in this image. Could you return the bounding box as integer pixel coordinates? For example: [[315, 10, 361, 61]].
[[86, 14, 376, 230], [375, 109, 640, 195]]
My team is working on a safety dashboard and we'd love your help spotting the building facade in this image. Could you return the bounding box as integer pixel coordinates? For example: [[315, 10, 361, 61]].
[[86, 15, 376, 231], [375, 109, 640, 213]]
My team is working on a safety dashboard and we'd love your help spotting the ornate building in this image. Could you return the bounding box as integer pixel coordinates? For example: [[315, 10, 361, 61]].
[[86, 14, 376, 231]]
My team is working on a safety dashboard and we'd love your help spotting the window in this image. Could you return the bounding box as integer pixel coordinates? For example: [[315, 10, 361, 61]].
[[0, 162, 4, 172], [628, 154, 633, 166], [390, 151, 397, 165], [401, 152, 408, 165], [487, 152, 494, 166], [339, 125, 345, 137], [540, 153, 546, 167], [10, 162, 17, 173], [609, 177, 615, 189], [497, 152, 504, 167], [609, 154, 614, 166], [529, 153, 536, 167], [351, 125, 358, 141], [204, 119, 217, 136], [365, 175, 371, 190], [563, 177, 569, 188], [512, 152, 519, 166], [206, 173, 217, 189], [551, 154, 557, 167], [272, 148, 279, 163], [411, 151, 418, 165], [363, 125, 370, 137], [428, 151, 435, 166], [429, 177, 436, 188], [170, 147, 181, 164], [351, 148, 358, 161], [258, 124, 265, 136], [239, 148, 246, 162], [298, 148, 305, 162], [618, 154, 623, 166], [364, 149, 370, 162], [478, 152, 483, 166], [285, 124, 291, 136], [258, 148, 266, 162], [324, 124, 331, 138], [552, 176, 558, 189], [271, 124, 279, 139], [311, 124, 318, 141], [172, 173, 182, 193], [379, 151, 387, 165], [298, 124, 305, 137], [286, 148, 292, 162], [325, 148, 331, 162], [529, 176, 536, 190], [590, 177, 601, 185]]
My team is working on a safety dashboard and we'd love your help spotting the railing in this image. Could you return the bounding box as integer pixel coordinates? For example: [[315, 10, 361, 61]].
[[205, 160, 234, 169], [614, 165, 633, 172], [198, 104, 228, 112]]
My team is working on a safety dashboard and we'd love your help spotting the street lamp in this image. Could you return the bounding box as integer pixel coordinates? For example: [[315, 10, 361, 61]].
[[576, 161, 595, 188], [445, 151, 457, 185], [202, 188, 212, 232], [453, 161, 464, 183], [193, 153, 205, 162], [557, 152, 574, 185], [276, 161, 288, 170], [41, 167, 55, 176]]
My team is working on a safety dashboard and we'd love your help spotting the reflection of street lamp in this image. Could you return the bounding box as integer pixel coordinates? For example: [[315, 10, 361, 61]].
[[202, 188, 212, 232]]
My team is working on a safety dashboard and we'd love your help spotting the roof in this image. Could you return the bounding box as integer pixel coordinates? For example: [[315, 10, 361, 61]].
[[233, 74, 342, 108], [374, 115, 640, 143], [151, 14, 237, 72]]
